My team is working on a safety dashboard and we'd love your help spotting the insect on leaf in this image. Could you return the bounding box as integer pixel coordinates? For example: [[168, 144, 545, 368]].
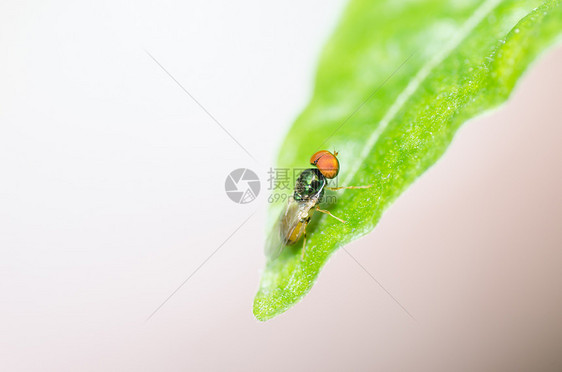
[[254, 0, 562, 321]]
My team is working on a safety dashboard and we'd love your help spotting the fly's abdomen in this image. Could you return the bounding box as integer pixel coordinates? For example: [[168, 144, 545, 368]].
[[281, 220, 306, 245]]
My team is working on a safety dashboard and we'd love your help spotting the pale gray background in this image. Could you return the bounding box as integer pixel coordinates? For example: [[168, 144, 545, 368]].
[[1, 0, 561, 371]]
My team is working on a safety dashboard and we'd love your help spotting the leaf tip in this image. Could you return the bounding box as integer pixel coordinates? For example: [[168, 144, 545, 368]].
[[253, 286, 297, 321]]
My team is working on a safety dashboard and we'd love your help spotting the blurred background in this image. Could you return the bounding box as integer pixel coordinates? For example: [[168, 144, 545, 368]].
[[1, 0, 561, 371]]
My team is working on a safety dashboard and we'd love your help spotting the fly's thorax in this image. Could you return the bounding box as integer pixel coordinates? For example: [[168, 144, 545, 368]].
[[293, 168, 326, 202]]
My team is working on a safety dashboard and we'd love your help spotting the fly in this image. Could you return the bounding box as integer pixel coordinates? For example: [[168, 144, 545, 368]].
[[267, 150, 371, 259]]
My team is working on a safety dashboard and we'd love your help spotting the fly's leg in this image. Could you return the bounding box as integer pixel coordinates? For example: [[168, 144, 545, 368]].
[[325, 185, 372, 191], [300, 217, 311, 260], [315, 206, 346, 223]]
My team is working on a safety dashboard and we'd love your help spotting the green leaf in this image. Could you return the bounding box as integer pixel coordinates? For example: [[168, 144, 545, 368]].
[[254, 0, 562, 321]]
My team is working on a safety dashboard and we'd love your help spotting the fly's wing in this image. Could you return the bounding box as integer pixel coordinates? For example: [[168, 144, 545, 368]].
[[264, 196, 303, 260]]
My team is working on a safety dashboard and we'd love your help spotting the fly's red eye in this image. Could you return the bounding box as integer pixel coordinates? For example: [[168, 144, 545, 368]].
[[310, 150, 339, 179]]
